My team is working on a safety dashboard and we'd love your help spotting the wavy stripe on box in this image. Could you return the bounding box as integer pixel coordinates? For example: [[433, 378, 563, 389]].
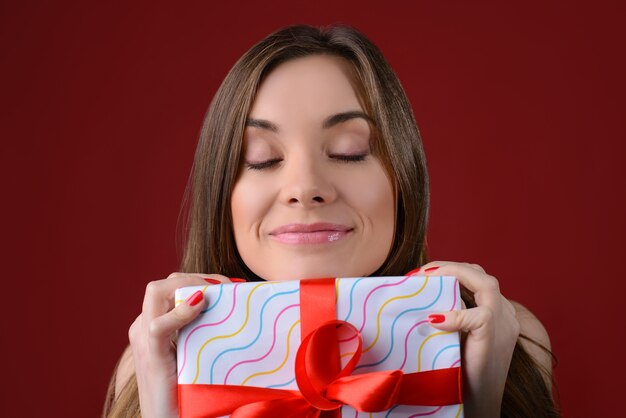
[[338, 275, 414, 344], [431, 344, 460, 370], [450, 279, 459, 312], [349, 403, 462, 417], [417, 331, 456, 372], [222, 302, 299, 384], [208, 286, 299, 384], [356, 275, 413, 335], [399, 319, 429, 369], [201, 283, 223, 313], [410, 406, 443, 416], [354, 276, 444, 371], [341, 277, 366, 322], [267, 377, 295, 389], [380, 404, 463, 418], [177, 283, 237, 378], [356, 277, 430, 356], [191, 282, 269, 383], [240, 319, 300, 386]]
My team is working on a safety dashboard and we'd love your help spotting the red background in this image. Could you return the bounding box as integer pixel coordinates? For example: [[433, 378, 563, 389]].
[[2, 1, 624, 417]]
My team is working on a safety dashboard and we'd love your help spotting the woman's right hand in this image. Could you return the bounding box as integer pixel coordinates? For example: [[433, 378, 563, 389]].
[[128, 272, 235, 418]]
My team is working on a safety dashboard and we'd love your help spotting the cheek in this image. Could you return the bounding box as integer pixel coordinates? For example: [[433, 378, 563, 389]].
[[231, 175, 277, 237], [230, 176, 279, 279], [362, 166, 396, 269], [337, 164, 395, 276], [340, 164, 395, 227], [231, 180, 260, 235]]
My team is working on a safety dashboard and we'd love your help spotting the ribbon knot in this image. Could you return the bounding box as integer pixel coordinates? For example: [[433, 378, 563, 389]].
[[295, 319, 404, 413], [326, 369, 403, 412]]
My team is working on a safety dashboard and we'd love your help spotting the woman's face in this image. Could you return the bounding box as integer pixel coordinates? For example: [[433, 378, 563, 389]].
[[231, 54, 395, 281]]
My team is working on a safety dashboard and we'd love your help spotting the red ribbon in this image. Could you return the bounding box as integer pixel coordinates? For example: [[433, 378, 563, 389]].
[[179, 278, 462, 418]]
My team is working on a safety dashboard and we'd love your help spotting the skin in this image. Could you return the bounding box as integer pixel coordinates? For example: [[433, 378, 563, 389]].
[[122, 55, 552, 418], [231, 54, 395, 281]]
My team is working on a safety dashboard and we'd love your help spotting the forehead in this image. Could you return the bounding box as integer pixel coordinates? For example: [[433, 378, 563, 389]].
[[248, 55, 363, 123]]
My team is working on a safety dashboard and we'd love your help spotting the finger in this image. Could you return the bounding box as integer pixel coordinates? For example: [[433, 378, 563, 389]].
[[411, 261, 453, 275], [142, 273, 231, 322], [412, 262, 502, 308], [467, 263, 486, 274], [148, 289, 207, 355], [128, 315, 142, 347], [414, 261, 486, 275], [166, 272, 233, 283], [428, 307, 495, 341], [420, 263, 501, 305], [502, 297, 517, 317]]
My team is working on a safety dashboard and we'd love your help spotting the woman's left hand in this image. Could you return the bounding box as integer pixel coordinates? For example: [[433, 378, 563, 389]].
[[416, 261, 520, 418]]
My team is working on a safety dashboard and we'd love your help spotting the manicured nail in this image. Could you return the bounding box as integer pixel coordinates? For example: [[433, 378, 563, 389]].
[[230, 278, 247, 283], [204, 278, 222, 284], [424, 266, 440, 273], [428, 314, 446, 324], [186, 290, 204, 306], [406, 268, 421, 276]]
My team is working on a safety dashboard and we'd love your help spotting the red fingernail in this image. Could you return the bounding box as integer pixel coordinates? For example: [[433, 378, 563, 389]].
[[424, 266, 440, 273], [186, 290, 204, 306], [428, 314, 445, 324], [204, 278, 222, 284], [230, 278, 247, 283], [406, 268, 421, 276]]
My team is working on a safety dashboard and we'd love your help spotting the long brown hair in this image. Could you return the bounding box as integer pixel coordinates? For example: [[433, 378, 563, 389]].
[[103, 24, 559, 417]]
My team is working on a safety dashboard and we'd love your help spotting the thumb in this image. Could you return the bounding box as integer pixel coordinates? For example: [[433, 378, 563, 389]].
[[149, 290, 207, 340], [427, 307, 494, 340]]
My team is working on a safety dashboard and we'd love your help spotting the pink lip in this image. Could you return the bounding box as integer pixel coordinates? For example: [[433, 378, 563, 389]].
[[269, 223, 353, 245]]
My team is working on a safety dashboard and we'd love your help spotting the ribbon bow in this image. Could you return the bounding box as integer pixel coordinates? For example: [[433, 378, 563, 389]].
[[178, 278, 462, 418]]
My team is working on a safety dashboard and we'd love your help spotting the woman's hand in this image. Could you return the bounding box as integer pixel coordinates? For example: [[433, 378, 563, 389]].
[[128, 273, 235, 418], [416, 262, 520, 418]]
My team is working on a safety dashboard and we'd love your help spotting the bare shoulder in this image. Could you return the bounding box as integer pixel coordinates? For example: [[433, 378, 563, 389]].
[[510, 300, 553, 387], [114, 345, 135, 398]]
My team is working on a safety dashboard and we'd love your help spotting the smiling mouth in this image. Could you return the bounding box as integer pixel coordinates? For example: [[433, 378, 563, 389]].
[[269, 223, 353, 245]]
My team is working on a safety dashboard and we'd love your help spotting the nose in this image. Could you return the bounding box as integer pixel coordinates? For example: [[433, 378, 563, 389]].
[[278, 154, 337, 208]]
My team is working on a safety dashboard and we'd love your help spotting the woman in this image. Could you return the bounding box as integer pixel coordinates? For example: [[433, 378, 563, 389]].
[[103, 24, 559, 417]]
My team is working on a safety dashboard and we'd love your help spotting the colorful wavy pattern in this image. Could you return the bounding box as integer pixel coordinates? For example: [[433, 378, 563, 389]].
[[349, 276, 460, 372], [221, 302, 299, 384], [341, 277, 366, 323], [192, 282, 269, 383], [380, 404, 462, 418], [240, 319, 300, 386], [355, 275, 412, 334], [340, 276, 429, 356], [214, 284, 298, 384], [176, 276, 463, 417], [177, 283, 238, 379]]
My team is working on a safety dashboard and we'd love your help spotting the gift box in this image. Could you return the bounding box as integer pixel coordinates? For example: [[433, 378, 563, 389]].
[[176, 275, 464, 417]]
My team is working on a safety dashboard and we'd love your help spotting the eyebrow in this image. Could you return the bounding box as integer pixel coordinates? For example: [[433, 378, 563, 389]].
[[245, 110, 373, 133]]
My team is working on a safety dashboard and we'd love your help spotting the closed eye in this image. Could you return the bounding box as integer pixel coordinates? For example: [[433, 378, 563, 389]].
[[244, 158, 282, 170], [244, 154, 367, 170], [329, 153, 368, 163]]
